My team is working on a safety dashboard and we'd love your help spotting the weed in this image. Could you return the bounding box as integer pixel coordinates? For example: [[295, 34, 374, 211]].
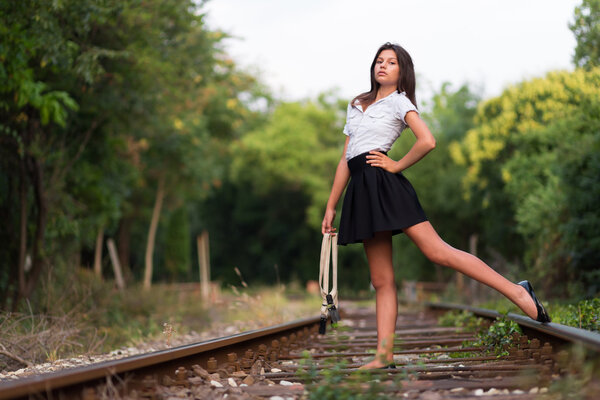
[[438, 310, 485, 332], [448, 351, 479, 358], [477, 316, 522, 355], [0, 310, 102, 370], [162, 323, 176, 347], [296, 352, 393, 400], [550, 298, 600, 332]]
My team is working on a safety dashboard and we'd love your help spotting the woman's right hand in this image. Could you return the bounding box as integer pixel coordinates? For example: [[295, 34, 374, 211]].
[[321, 208, 337, 235]]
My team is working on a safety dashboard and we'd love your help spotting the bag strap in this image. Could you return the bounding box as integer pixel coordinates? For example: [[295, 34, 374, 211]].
[[318, 233, 340, 334]]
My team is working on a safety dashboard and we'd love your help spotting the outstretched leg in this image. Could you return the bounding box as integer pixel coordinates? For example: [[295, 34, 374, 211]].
[[360, 231, 396, 369], [403, 221, 539, 319]]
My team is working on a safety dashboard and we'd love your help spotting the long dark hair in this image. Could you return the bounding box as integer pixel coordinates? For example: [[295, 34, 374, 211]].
[[352, 42, 417, 109]]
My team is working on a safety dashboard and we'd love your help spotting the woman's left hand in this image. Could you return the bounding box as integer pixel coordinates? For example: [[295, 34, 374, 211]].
[[366, 151, 400, 173]]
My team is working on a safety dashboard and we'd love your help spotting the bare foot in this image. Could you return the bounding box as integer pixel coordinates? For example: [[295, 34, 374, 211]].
[[358, 355, 394, 370]]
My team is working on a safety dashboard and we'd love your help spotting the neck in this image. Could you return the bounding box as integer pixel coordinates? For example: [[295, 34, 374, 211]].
[[376, 85, 397, 101]]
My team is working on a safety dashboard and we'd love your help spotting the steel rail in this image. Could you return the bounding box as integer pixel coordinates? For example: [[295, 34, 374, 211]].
[[426, 302, 600, 352], [0, 315, 321, 400]]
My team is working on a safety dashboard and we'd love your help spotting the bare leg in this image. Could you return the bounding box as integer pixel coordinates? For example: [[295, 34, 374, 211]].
[[360, 231, 396, 369], [403, 222, 539, 319]]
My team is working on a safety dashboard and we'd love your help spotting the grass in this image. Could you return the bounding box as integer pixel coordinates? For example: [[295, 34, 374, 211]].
[[438, 309, 522, 355], [297, 348, 400, 399], [475, 297, 600, 332], [3, 269, 596, 374], [437, 284, 600, 333], [0, 268, 321, 372]]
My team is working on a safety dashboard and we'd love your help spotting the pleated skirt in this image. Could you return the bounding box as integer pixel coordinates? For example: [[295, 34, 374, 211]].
[[337, 152, 428, 245]]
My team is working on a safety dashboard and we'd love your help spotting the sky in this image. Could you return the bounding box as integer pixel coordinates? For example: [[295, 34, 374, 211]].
[[202, 0, 580, 105]]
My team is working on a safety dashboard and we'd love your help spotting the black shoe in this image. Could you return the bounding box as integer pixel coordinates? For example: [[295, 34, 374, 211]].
[[517, 280, 551, 323], [379, 363, 396, 370]]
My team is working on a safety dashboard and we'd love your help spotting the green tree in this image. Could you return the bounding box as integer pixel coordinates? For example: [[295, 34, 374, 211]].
[[570, 0, 600, 69], [205, 95, 346, 286], [163, 207, 191, 281], [0, 0, 269, 308], [0, 0, 118, 306], [230, 94, 344, 228], [389, 83, 483, 283], [453, 68, 600, 297]]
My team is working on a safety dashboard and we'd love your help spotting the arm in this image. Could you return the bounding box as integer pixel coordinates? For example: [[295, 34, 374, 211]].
[[322, 136, 351, 234], [366, 110, 436, 173]]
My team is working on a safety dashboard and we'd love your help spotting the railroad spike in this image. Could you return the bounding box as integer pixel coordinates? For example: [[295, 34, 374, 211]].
[[174, 366, 190, 387], [268, 350, 277, 362], [269, 340, 280, 361], [541, 342, 553, 355], [279, 337, 290, 357], [227, 352, 241, 373], [207, 357, 218, 373], [257, 343, 268, 361], [241, 349, 254, 371]]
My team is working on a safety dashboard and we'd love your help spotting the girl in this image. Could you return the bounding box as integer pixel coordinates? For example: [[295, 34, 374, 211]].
[[321, 42, 551, 370]]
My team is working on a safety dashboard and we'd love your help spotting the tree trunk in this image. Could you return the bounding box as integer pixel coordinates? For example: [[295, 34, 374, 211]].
[[469, 234, 479, 302], [93, 225, 104, 279], [143, 175, 165, 290], [117, 216, 133, 281], [107, 238, 125, 291], [4, 172, 18, 310], [18, 157, 27, 295], [22, 157, 48, 299]]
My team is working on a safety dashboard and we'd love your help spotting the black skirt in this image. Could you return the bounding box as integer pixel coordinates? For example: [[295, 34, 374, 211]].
[[338, 152, 428, 245]]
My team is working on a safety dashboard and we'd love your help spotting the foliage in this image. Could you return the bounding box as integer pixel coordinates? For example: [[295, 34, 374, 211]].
[[231, 93, 344, 228], [438, 310, 485, 332], [452, 68, 600, 297], [30, 267, 211, 350], [1, 0, 597, 319], [198, 178, 320, 285], [550, 298, 600, 332], [0, 0, 270, 308], [0, 267, 209, 370], [201, 94, 374, 290], [0, 269, 320, 370], [0, 309, 102, 370], [297, 352, 391, 400], [477, 317, 522, 355], [163, 207, 191, 281], [570, 0, 600, 69], [387, 83, 482, 281]]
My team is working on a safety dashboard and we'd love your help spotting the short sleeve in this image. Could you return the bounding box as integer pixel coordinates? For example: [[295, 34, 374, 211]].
[[394, 93, 419, 125], [342, 103, 353, 136]]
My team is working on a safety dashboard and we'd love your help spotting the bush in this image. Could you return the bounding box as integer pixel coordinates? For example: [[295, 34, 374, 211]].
[[551, 298, 600, 332], [478, 317, 522, 355]]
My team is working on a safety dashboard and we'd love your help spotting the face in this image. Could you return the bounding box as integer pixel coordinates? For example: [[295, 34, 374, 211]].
[[374, 49, 400, 88]]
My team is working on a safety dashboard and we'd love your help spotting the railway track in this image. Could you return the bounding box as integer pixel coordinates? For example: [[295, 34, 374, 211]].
[[0, 301, 598, 399]]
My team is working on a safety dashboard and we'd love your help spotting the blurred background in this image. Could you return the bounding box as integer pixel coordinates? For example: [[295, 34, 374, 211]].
[[0, 0, 598, 359]]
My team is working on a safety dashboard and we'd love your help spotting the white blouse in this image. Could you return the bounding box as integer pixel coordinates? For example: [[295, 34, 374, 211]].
[[343, 91, 418, 160]]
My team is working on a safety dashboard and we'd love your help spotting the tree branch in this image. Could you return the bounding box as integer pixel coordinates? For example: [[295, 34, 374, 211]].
[[0, 343, 34, 368], [52, 117, 105, 186]]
